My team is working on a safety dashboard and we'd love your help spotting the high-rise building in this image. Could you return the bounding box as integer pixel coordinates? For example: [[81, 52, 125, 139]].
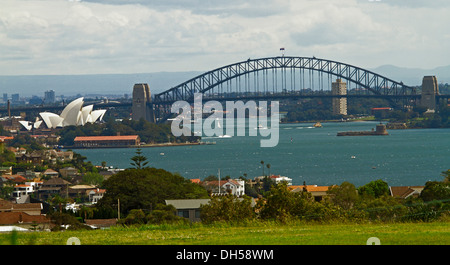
[[2, 93, 7, 103], [44, 90, 56, 104], [11, 94, 19, 103], [332, 79, 347, 116]]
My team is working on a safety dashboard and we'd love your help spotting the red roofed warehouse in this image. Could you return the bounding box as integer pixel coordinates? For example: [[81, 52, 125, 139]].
[[73, 135, 140, 148]]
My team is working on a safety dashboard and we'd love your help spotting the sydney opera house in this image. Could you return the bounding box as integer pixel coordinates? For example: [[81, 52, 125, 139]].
[[19, 97, 106, 130]]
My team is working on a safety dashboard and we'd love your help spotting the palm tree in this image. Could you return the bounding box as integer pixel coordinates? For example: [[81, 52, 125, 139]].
[[266, 163, 271, 177], [260, 160, 265, 176]]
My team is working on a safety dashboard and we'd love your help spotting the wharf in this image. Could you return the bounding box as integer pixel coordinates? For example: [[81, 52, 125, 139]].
[[66, 141, 215, 149]]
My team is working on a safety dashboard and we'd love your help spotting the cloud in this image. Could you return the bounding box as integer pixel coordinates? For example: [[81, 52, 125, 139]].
[[0, 0, 448, 75], [82, 0, 286, 17]]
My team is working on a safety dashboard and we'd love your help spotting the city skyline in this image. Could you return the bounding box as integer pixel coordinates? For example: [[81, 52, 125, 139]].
[[0, 0, 449, 76]]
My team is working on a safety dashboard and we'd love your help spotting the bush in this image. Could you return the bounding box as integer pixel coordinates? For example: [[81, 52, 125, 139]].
[[118, 209, 147, 225], [49, 212, 93, 231], [201, 194, 255, 224], [147, 204, 188, 224]]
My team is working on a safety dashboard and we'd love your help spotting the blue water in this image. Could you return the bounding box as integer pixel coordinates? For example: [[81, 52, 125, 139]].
[[73, 121, 450, 187]]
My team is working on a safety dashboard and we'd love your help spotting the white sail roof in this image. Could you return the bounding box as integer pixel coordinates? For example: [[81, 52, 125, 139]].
[[38, 98, 106, 129], [61, 98, 84, 126], [19, 121, 32, 131], [80, 105, 94, 125], [90, 109, 106, 123]]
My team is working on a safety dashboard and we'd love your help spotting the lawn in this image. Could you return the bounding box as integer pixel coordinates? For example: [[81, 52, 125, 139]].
[[1, 221, 448, 245]]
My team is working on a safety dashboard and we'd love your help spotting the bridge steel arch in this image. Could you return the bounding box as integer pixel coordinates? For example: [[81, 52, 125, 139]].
[[153, 56, 417, 105]]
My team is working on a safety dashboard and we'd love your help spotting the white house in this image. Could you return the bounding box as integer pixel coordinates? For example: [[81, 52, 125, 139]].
[[255, 175, 293, 186], [89, 188, 106, 204], [12, 181, 43, 202], [202, 179, 245, 197]]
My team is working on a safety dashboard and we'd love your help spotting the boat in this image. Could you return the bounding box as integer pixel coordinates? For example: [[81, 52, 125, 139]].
[[256, 124, 268, 130], [313, 122, 322, 128]]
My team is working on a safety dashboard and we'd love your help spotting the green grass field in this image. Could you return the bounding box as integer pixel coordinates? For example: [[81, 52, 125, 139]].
[[1, 221, 449, 245]]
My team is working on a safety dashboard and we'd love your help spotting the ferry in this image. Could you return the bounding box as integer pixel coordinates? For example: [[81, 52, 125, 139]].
[[313, 122, 322, 128]]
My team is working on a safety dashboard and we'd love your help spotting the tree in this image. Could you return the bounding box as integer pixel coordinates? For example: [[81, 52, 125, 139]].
[[357, 179, 389, 199], [119, 209, 147, 225], [49, 212, 92, 231], [258, 182, 314, 222], [130, 148, 149, 169], [327, 182, 358, 210], [82, 172, 104, 186], [96, 167, 209, 215], [420, 181, 450, 202], [441, 169, 450, 183], [200, 194, 255, 224], [266, 163, 271, 176], [146, 204, 188, 224], [204, 175, 218, 182], [260, 160, 265, 176]]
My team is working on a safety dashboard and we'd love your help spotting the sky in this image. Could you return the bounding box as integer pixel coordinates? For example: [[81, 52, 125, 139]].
[[0, 0, 449, 76]]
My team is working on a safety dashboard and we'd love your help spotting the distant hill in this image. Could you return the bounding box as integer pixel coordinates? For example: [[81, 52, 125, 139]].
[[1, 65, 449, 98], [369, 65, 450, 87]]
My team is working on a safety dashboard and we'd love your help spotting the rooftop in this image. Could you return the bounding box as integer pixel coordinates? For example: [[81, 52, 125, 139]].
[[74, 135, 139, 141]]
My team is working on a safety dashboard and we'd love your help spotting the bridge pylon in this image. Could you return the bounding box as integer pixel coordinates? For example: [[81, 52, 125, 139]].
[[419, 76, 439, 111], [132, 83, 155, 123]]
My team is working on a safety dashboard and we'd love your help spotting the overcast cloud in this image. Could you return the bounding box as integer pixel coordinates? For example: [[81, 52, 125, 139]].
[[0, 0, 449, 75]]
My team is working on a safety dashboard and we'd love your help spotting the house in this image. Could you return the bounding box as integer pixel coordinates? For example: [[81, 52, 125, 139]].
[[43, 168, 59, 178], [254, 175, 293, 186], [37, 177, 71, 200], [59, 167, 78, 178], [0, 212, 50, 226], [190, 178, 201, 184], [6, 146, 26, 156], [88, 188, 106, 204], [0, 198, 43, 216], [269, 175, 293, 186], [15, 150, 48, 165], [12, 181, 44, 201], [50, 150, 73, 162], [0, 166, 12, 175], [389, 186, 424, 199], [165, 197, 256, 223], [0, 199, 49, 227], [165, 199, 211, 222], [3, 174, 27, 184], [68, 184, 96, 199], [289, 184, 333, 201], [201, 179, 245, 196]]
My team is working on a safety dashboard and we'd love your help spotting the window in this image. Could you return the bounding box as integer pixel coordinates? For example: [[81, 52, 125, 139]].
[[177, 210, 189, 218]]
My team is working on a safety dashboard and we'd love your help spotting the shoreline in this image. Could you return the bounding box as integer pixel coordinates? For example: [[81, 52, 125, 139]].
[[65, 141, 215, 150]]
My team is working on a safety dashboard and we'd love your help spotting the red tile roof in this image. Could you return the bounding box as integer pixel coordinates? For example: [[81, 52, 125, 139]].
[[390, 186, 424, 199], [0, 212, 50, 225]]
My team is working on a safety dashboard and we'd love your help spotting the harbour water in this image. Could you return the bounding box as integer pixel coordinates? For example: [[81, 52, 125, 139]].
[[74, 121, 450, 187]]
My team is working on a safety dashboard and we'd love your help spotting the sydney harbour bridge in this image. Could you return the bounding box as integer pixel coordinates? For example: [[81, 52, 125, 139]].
[[2, 56, 447, 123]]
